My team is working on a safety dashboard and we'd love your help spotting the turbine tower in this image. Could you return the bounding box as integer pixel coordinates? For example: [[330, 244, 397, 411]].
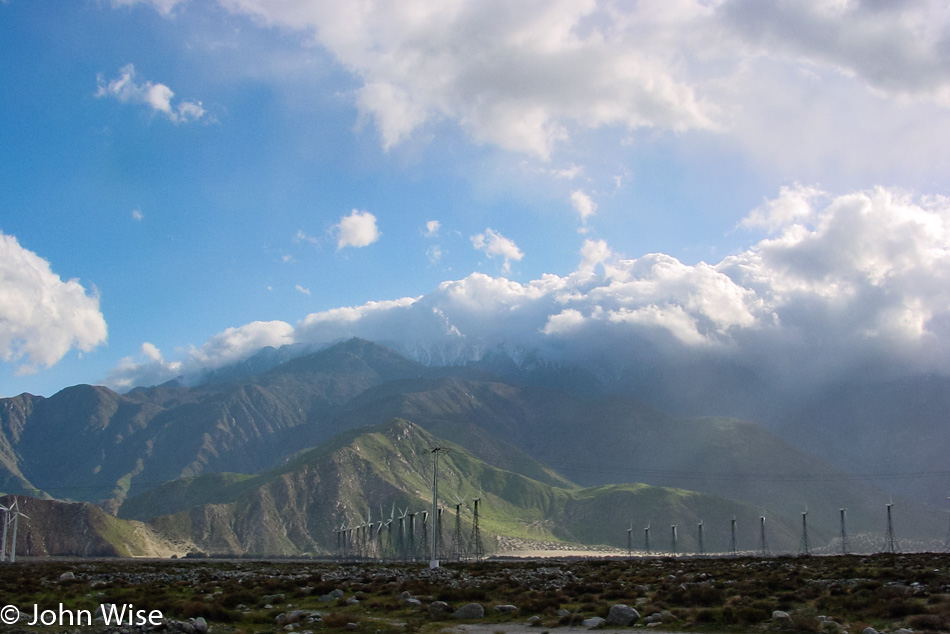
[[644, 524, 651, 555], [470, 498, 484, 560], [407, 512, 417, 561], [670, 525, 678, 557], [840, 508, 849, 555], [626, 523, 633, 557], [453, 501, 464, 561], [799, 510, 811, 556], [730, 517, 738, 556], [758, 516, 770, 557], [884, 503, 899, 554], [0, 503, 9, 563], [945, 498, 950, 553], [697, 521, 705, 557], [429, 447, 446, 568], [6, 499, 28, 563]]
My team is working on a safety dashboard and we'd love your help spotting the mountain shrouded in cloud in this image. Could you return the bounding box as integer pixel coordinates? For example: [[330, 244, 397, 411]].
[[108, 185, 950, 393]]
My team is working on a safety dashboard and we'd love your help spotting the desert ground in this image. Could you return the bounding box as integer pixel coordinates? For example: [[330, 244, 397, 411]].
[[0, 553, 948, 634]]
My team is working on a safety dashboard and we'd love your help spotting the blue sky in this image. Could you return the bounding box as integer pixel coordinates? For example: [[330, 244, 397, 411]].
[[3, 0, 950, 397]]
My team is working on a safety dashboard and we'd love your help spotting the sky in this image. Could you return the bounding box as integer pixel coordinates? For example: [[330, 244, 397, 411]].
[[3, 0, 950, 398]]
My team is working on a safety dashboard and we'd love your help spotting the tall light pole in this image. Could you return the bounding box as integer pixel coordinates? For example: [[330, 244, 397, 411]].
[[430, 447, 446, 568]]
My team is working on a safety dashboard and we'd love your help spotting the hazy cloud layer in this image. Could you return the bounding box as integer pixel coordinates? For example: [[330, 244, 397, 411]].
[[183, 0, 950, 181], [108, 186, 950, 390], [0, 232, 108, 375]]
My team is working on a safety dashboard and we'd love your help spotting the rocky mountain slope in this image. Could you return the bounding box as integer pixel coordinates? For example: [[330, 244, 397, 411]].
[[0, 338, 942, 554]]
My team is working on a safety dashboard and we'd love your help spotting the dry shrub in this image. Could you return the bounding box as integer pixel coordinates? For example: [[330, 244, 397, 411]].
[[908, 613, 946, 632], [323, 612, 358, 628]]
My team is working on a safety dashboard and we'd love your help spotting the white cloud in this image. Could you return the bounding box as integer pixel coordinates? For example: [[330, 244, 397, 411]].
[[141, 342, 163, 362], [471, 228, 525, 273], [570, 189, 597, 223], [131, 208, 144, 221], [0, 232, 108, 375], [295, 285, 311, 295], [293, 229, 319, 245], [719, 0, 950, 106], [426, 244, 443, 264], [96, 63, 206, 124], [335, 209, 380, 250], [123, 0, 950, 186], [216, 0, 718, 159], [542, 308, 586, 335], [553, 164, 583, 180], [424, 220, 441, 238], [110, 0, 186, 16], [109, 343, 181, 391]]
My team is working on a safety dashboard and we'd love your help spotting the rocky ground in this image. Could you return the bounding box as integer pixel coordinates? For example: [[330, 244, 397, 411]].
[[0, 553, 949, 633]]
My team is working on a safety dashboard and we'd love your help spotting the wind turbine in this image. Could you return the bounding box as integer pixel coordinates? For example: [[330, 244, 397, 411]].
[[407, 511, 417, 561], [397, 508, 408, 561], [6, 499, 27, 563], [626, 523, 633, 557], [0, 503, 9, 563]]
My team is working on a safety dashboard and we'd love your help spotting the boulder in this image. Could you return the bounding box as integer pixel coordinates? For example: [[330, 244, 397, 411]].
[[429, 601, 451, 618], [607, 604, 640, 626], [192, 617, 208, 634], [59, 572, 76, 582], [451, 603, 485, 620], [582, 617, 607, 629], [494, 605, 520, 615], [772, 610, 792, 627]]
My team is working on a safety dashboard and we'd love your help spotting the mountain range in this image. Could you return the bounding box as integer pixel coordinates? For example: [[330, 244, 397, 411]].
[[0, 338, 944, 557]]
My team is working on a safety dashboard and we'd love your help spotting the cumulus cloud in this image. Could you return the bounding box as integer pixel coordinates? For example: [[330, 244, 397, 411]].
[[424, 220, 441, 238], [96, 64, 206, 123], [335, 209, 380, 250], [570, 190, 597, 224], [471, 228, 525, 273], [295, 285, 311, 295], [131, 208, 145, 221], [0, 232, 108, 375]]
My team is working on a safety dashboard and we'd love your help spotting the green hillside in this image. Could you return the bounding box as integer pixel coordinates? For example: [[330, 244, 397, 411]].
[[124, 418, 803, 556]]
